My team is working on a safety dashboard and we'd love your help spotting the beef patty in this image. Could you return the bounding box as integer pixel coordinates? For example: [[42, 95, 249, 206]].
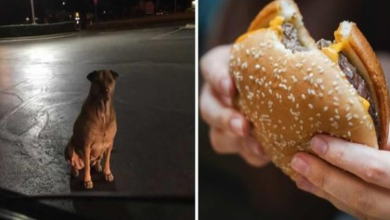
[[281, 23, 381, 145]]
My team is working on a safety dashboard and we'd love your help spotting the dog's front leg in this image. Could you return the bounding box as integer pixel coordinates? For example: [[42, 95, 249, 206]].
[[103, 144, 114, 182], [84, 145, 93, 189]]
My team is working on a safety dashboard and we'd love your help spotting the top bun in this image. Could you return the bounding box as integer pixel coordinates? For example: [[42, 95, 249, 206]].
[[229, 0, 389, 179]]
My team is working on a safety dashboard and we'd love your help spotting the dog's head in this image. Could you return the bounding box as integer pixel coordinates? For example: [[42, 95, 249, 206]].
[[87, 70, 119, 101]]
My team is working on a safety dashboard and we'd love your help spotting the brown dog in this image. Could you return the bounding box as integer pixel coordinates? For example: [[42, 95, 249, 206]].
[[65, 69, 118, 189]]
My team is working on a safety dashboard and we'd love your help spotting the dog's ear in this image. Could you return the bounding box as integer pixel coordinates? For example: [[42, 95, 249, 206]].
[[110, 70, 119, 79], [87, 71, 98, 82]]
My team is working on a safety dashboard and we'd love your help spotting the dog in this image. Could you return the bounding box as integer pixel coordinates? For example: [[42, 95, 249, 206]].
[[65, 69, 118, 189]]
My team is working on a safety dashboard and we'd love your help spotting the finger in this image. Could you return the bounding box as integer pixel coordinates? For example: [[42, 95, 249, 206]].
[[239, 137, 270, 167], [291, 153, 390, 219], [209, 128, 241, 154], [200, 84, 249, 136], [296, 175, 382, 220], [310, 135, 390, 188], [210, 128, 269, 167], [201, 45, 236, 97]]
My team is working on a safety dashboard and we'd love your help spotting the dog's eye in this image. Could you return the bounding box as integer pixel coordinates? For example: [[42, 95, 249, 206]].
[[108, 79, 113, 84]]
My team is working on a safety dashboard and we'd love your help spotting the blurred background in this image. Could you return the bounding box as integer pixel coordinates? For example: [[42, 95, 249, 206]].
[[199, 0, 390, 219]]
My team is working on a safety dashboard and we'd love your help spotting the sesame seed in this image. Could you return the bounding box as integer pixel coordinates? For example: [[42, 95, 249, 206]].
[[241, 62, 248, 69], [348, 122, 354, 126], [348, 131, 351, 137], [316, 113, 321, 117], [328, 90, 333, 95], [301, 94, 306, 100], [309, 117, 313, 121], [255, 64, 261, 69], [308, 104, 313, 109], [335, 115, 340, 120], [329, 117, 334, 121], [324, 106, 328, 112], [320, 85, 325, 90], [295, 63, 303, 69]]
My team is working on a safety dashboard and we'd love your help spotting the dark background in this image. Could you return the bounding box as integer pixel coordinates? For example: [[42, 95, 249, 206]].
[[0, 0, 193, 25], [199, 0, 390, 220]]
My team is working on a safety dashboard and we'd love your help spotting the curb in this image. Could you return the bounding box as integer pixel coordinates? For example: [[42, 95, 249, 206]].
[[183, 24, 195, 29], [0, 32, 79, 43]]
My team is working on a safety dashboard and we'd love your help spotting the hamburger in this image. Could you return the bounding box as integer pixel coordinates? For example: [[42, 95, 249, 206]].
[[229, 0, 390, 179]]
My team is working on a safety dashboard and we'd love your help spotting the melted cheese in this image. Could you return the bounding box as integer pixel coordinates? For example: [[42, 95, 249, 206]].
[[359, 96, 370, 112], [321, 29, 348, 63], [269, 16, 285, 37], [235, 16, 285, 43]]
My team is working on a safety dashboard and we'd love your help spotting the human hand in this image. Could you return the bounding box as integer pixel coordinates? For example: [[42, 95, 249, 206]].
[[200, 45, 269, 167], [291, 135, 390, 220]]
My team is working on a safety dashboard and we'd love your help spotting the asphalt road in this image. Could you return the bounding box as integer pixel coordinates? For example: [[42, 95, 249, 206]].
[[0, 26, 195, 219]]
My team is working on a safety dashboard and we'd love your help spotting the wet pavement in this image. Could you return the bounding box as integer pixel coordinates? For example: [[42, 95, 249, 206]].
[[0, 26, 195, 219]]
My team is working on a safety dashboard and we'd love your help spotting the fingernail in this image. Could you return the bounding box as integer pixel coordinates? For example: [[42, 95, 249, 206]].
[[230, 118, 244, 136], [246, 138, 263, 156], [220, 77, 232, 97], [296, 175, 315, 192], [291, 156, 310, 176], [311, 136, 328, 156]]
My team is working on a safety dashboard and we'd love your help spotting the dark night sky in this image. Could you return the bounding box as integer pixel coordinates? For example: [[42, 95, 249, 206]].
[[0, 0, 192, 25]]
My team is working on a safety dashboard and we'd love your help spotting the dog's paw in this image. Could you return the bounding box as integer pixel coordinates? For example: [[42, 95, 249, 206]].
[[84, 181, 93, 189], [105, 173, 114, 182], [94, 164, 103, 173]]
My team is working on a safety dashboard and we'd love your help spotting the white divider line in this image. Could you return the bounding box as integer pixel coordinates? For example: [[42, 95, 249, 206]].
[[151, 27, 183, 40]]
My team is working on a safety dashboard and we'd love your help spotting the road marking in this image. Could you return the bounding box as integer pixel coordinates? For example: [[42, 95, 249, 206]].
[[151, 36, 194, 40], [151, 28, 184, 40]]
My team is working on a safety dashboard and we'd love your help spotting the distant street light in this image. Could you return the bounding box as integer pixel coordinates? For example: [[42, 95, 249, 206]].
[[63, 1, 65, 6], [30, 0, 36, 24]]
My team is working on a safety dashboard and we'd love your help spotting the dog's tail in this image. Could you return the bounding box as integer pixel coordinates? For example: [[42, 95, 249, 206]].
[[64, 138, 85, 169]]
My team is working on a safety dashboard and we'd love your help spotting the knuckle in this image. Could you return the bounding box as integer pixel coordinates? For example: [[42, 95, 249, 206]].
[[363, 162, 386, 182], [316, 170, 328, 189], [350, 189, 372, 212], [209, 129, 230, 154], [330, 147, 347, 167]]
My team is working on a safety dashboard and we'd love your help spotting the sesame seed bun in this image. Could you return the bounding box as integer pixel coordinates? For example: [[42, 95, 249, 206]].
[[229, 0, 389, 180]]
